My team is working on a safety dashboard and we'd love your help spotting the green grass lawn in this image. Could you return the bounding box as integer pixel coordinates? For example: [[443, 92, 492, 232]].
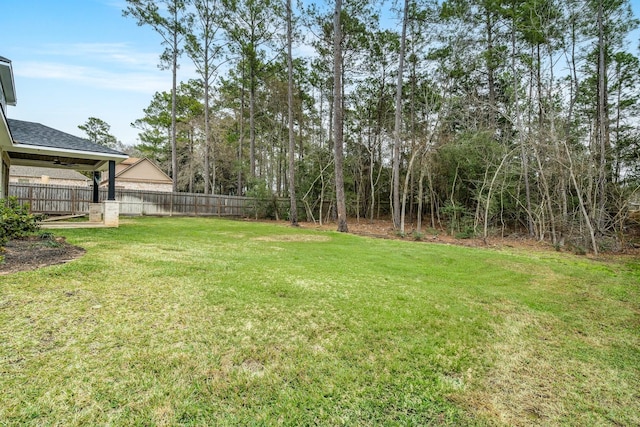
[[1, 217, 638, 426]]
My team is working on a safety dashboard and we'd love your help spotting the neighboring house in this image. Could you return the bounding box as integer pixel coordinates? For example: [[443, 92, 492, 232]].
[[101, 157, 173, 192], [10, 165, 90, 186], [0, 54, 127, 202]]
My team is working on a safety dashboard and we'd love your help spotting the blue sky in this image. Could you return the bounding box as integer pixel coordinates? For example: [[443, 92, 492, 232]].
[[3, 0, 198, 147], [3, 0, 640, 149]]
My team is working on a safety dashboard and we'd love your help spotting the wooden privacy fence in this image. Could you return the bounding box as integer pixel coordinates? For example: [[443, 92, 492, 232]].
[[8, 183, 268, 217]]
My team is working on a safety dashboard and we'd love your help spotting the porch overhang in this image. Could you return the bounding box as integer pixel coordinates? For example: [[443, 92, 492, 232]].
[[6, 118, 127, 171]]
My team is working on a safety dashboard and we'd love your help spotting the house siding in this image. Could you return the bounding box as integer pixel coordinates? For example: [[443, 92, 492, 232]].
[[9, 176, 89, 187], [101, 158, 172, 192], [9, 166, 90, 188], [108, 180, 173, 192], [1, 151, 9, 198]]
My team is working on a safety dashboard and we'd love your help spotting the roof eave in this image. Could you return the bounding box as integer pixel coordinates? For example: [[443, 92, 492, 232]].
[[0, 110, 13, 149], [11, 143, 128, 161], [0, 58, 17, 106], [115, 158, 173, 181]]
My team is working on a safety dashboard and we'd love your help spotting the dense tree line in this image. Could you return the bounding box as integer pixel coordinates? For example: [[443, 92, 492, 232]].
[[122, 0, 640, 252]]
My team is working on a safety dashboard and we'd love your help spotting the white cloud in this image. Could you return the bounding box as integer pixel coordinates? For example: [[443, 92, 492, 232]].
[[14, 42, 199, 95], [15, 61, 168, 94], [35, 42, 161, 70], [27, 41, 199, 83]]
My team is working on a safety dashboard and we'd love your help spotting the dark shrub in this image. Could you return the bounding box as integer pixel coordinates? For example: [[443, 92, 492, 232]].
[[0, 197, 40, 246]]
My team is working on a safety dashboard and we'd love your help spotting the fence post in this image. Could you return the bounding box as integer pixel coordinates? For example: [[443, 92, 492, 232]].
[[71, 187, 76, 215]]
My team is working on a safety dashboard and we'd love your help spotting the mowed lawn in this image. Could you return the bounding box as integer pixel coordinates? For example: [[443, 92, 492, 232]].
[[0, 217, 638, 426]]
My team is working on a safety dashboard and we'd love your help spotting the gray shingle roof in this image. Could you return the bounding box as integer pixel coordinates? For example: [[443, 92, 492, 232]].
[[7, 118, 126, 156]]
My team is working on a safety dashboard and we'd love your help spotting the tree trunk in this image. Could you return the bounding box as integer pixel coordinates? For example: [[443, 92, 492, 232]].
[[483, 148, 513, 242], [250, 59, 256, 178], [238, 65, 246, 195], [485, 5, 496, 129], [510, 7, 533, 236], [400, 147, 419, 234], [564, 140, 599, 255], [596, 0, 609, 232], [171, 18, 179, 192], [204, 55, 211, 194], [249, 17, 258, 179], [333, 0, 348, 232], [287, 0, 298, 226], [392, 0, 409, 229], [189, 129, 194, 193], [417, 161, 425, 233], [369, 139, 376, 224]]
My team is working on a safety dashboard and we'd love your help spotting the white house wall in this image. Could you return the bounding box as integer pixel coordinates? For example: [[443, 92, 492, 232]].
[[1, 150, 9, 198]]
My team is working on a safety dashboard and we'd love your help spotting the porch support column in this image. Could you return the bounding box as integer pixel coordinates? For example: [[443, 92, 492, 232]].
[[108, 160, 116, 201], [103, 160, 119, 227], [92, 171, 100, 203], [89, 171, 103, 223]]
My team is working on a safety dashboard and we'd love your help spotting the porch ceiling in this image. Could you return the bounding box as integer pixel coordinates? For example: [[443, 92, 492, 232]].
[[8, 151, 109, 171]]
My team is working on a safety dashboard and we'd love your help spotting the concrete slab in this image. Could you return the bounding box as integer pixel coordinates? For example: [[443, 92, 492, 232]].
[[40, 222, 109, 229]]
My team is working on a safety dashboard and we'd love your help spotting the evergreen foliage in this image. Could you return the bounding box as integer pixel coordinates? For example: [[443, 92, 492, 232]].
[[126, 0, 640, 250]]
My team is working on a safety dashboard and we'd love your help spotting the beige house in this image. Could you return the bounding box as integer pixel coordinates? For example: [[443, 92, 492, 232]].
[[10, 165, 90, 186], [101, 157, 172, 192]]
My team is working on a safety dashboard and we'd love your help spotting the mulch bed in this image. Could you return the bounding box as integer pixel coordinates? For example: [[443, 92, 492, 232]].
[[0, 236, 86, 275]]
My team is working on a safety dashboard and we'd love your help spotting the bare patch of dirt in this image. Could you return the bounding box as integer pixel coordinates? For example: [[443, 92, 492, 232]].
[[291, 218, 640, 257], [297, 219, 554, 251], [252, 234, 331, 242], [454, 304, 567, 426], [0, 236, 85, 275]]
